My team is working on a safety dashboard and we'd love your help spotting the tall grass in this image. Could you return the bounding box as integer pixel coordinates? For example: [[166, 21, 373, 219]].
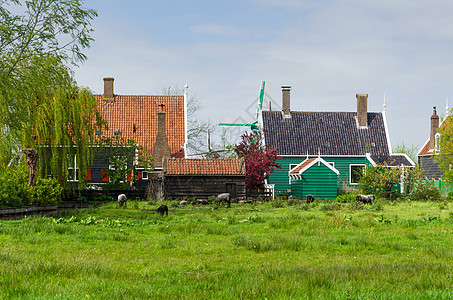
[[0, 200, 452, 298]]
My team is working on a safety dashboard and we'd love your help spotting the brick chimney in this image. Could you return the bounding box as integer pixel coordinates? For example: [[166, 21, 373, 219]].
[[103, 77, 114, 101], [282, 86, 291, 118], [356, 94, 368, 127], [429, 106, 440, 150], [152, 105, 171, 169]]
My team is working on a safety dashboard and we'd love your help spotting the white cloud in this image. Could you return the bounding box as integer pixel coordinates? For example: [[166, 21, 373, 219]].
[[74, 0, 453, 148]]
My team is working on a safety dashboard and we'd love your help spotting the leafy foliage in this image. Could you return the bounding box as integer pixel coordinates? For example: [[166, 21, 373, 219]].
[[437, 117, 453, 183], [336, 193, 357, 203], [392, 142, 418, 165], [358, 164, 421, 199], [30, 177, 62, 205], [35, 82, 106, 189], [0, 0, 99, 189], [235, 131, 281, 192], [98, 134, 153, 190], [0, 165, 61, 207], [0, 0, 97, 73], [409, 181, 442, 202]]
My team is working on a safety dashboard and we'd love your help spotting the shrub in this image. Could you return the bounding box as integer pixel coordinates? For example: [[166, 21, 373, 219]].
[[320, 202, 341, 211], [31, 177, 62, 205], [287, 198, 301, 206], [410, 182, 442, 202], [0, 167, 31, 207], [272, 197, 285, 208], [336, 193, 356, 203]]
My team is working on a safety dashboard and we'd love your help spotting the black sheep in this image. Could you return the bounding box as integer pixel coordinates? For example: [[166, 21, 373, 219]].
[[157, 204, 168, 216], [356, 194, 374, 205]]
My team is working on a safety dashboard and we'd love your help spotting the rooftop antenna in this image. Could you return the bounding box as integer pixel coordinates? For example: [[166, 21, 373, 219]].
[[382, 94, 387, 112]]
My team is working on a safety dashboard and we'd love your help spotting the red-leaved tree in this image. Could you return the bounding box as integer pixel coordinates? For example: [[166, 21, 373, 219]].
[[235, 131, 281, 192]]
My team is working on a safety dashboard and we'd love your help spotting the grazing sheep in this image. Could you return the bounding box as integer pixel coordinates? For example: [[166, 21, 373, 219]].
[[216, 193, 231, 208], [306, 194, 314, 203], [118, 194, 127, 207], [356, 194, 374, 205], [180, 200, 188, 205], [192, 199, 210, 205], [157, 204, 168, 216]]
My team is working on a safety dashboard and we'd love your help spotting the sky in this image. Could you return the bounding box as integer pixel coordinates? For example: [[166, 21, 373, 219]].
[[73, 0, 453, 152]]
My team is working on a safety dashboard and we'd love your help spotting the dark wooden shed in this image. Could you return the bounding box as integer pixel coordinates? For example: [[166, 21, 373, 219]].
[[164, 158, 246, 200]]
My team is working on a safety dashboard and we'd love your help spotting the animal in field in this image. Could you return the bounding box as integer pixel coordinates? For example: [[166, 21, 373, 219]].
[[157, 204, 168, 216], [306, 194, 314, 203], [216, 193, 231, 208], [118, 194, 127, 207], [356, 194, 374, 205]]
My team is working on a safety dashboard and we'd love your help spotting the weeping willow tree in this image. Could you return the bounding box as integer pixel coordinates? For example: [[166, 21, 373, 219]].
[[0, 54, 105, 188], [0, 0, 99, 188], [34, 83, 106, 189]]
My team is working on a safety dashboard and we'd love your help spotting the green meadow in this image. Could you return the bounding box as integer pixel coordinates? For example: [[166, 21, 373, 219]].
[[0, 199, 453, 299]]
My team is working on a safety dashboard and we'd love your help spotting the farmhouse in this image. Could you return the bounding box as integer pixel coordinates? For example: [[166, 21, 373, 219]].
[[417, 106, 450, 180], [66, 77, 187, 188], [261, 87, 414, 199]]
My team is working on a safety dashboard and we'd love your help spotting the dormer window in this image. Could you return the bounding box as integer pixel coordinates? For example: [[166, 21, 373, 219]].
[[435, 132, 441, 153]]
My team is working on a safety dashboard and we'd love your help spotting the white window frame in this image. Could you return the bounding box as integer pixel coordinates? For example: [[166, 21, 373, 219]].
[[349, 164, 366, 185], [327, 162, 335, 167], [67, 154, 78, 182], [141, 171, 149, 180], [435, 132, 441, 153]]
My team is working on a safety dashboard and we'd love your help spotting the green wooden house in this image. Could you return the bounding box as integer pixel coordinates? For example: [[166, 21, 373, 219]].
[[289, 157, 340, 199], [261, 87, 415, 199]]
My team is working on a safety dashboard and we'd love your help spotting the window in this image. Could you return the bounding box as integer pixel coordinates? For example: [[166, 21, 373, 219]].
[[142, 171, 148, 180], [350, 164, 365, 185], [435, 132, 441, 153], [67, 155, 78, 181], [289, 164, 298, 171], [327, 162, 335, 168]]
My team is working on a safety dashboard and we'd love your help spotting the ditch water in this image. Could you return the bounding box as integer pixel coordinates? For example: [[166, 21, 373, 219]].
[[0, 201, 91, 220]]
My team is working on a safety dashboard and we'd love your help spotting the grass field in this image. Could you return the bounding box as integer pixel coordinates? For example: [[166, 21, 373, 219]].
[[1, 199, 453, 299]]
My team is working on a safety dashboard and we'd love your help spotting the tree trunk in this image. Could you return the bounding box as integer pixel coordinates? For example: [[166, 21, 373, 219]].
[[22, 148, 38, 187]]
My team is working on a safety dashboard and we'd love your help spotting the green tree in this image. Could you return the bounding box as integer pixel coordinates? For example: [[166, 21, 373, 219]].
[[0, 0, 99, 188], [392, 142, 418, 165], [358, 164, 421, 199], [437, 117, 453, 182]]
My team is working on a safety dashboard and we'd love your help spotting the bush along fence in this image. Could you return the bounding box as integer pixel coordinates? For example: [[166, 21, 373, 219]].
[[419, 179, 453, 197]]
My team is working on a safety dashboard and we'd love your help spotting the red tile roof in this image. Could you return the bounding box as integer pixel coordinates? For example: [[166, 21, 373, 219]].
[[418, 116, 452, 156], [289, 158, 316, 174], [165, 158, 245, 175], [96, 95, 185, 158]]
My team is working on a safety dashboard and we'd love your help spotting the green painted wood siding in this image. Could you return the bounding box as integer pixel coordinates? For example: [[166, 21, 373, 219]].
[[290, 163, 338, 199], [269, 156, 369, 195]]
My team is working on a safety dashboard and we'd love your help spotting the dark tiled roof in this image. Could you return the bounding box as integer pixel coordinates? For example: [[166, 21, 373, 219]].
[[96, 95, 185, 158], [262, 111, 389, 157], [165, 159, 245, 175], [371, 154, 413, 166]]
